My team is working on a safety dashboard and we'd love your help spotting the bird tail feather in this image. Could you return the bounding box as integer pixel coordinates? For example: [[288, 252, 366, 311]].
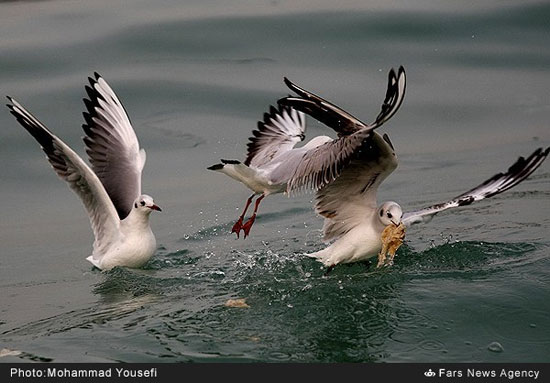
[[207, 159, 258, 185]]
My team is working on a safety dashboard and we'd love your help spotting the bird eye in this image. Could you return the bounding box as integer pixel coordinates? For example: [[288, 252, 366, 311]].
[[387, 212, 393, 219], [140, 201, 145, 206]]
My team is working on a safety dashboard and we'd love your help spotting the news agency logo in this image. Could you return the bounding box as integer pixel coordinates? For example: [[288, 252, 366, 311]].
[[424, 369, 436, 378]]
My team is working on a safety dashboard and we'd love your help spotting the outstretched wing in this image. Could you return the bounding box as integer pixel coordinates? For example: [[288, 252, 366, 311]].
[[82, 72, 145, 220], [280, 78, 368, 136], [244, 104, 306, 169], [269, 127, 374, 194], [279, 66, 406, 137], [7, 97, 121, 255], [314, 133, 398, 241], [370, 66, 407, 129], [402, 147, 550, 226], [272, 66, 405, 194]]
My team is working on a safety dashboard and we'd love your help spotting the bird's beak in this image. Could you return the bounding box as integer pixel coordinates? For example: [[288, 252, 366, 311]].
[[149, 204, 162, 212]]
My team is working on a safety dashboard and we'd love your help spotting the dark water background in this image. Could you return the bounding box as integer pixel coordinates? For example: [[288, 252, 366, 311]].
[[1, 0, 549, 362]]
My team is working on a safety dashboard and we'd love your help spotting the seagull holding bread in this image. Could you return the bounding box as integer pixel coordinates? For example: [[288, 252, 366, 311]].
[[208, 67, 406, 241], [7, 73, 161, 270], [277, 66, 549, 270]]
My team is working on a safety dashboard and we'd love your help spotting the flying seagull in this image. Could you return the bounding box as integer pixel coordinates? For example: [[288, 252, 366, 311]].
[[208, 67, 407, 239], [277, 66, 549, 268], [6, 73, 161, 270], [208, 104, 308, 238]]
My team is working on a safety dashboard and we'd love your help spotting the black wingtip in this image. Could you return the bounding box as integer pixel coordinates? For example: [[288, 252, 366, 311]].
[[87, 72, 102, 88], [277, 94, 299, 105], [220, 159, 241, 165], [524, 146, 548, 164], [276, 96, 289, 106], [382, 133, 395, 151], [6, 96, 14, 110], [471, 146, 550, 200], [207, 163, 224, 171], [283, 76, 299, 92]]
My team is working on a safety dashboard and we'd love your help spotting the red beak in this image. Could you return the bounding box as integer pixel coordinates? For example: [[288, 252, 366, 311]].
[[149, 204, 162, 212]]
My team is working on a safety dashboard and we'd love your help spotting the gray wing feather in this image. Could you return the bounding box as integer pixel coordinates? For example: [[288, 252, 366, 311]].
[[278, 128, 374, 194], [402, 147, 550, 226], [7, 97, 121, 254], [82, 73, 143, 220], [314, 133, 398, 241], [245, 104, 306, 169]]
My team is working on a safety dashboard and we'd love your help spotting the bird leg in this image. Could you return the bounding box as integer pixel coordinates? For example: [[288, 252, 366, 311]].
[[231, 194, 255, 238], [241, 194, 265, 238]]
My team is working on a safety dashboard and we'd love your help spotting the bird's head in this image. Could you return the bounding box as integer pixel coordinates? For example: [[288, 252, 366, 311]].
[[378, 201, 403, 226], [133, 194, 162, 215]]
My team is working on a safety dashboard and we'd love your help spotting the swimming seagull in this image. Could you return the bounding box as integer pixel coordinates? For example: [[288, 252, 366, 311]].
[[6, 73, 161, 270], [277, 66, 549, 269]]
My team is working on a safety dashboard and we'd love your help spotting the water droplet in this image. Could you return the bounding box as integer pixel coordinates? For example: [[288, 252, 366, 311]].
[[487, 341, 504, 353]]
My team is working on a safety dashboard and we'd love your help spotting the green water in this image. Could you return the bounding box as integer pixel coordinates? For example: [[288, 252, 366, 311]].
[[1, 0, 549, 363]]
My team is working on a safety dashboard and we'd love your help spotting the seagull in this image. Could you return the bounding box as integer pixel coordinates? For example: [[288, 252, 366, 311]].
[[208, 104, 309, 238], [208, 67, 408, 239], [6, 73, 161, 270], [276, 66, 549, 269]]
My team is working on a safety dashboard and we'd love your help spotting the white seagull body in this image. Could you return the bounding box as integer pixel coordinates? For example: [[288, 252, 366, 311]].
[[208, 105, 314, 238], [276, 66, 549, 269], [7, 73, 161, 270]]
